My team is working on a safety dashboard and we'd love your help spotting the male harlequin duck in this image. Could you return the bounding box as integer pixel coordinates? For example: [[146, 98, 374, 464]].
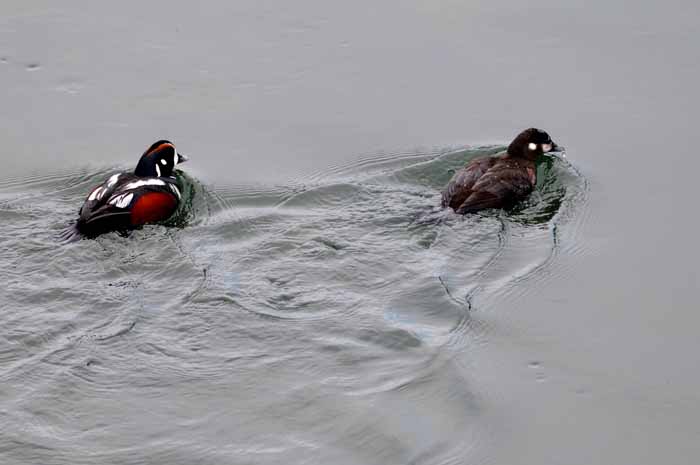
[[75, 140, 188, 238], [441, 128, 560, 214]]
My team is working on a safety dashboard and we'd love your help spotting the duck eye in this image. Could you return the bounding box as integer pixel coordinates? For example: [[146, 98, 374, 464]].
[[542, 143, 552, 152], [528, 143, 537, 150], [160, 159, 168, 165]]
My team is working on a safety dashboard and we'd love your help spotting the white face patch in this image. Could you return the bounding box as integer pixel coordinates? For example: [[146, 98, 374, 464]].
[[155, 164, 161, 178], [160, 159, 167, 165], [528, 142, 537, 151], [173, 147, 178, 167], [123, 179, 166, 190], [542, 143, 552, 153], [108, 192, 134, 208]]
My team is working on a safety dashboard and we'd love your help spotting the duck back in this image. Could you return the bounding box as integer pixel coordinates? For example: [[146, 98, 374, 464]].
[[442, 155, 536, 214]]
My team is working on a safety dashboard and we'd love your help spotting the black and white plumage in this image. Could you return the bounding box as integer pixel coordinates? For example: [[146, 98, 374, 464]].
[[75, 140, 188, 238]]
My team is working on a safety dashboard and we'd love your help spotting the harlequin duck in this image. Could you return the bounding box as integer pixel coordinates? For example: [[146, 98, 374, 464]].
[[75, 140, 189, 238], [441, 128, 560, 214]]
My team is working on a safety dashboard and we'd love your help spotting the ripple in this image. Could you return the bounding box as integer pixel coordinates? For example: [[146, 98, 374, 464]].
[[0, 144, 587, 465]]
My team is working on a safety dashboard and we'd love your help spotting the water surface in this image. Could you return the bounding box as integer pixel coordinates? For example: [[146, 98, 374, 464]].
[[1, 1, 699, 464]]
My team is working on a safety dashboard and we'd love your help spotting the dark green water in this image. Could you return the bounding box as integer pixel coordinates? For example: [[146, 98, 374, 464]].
[[2, 1, 700, 464]]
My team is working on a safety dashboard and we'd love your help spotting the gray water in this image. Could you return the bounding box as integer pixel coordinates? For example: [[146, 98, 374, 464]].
[[1, 1, 699, 464]]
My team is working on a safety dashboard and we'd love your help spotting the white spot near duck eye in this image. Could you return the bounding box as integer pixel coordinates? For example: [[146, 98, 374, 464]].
[[156, 164, 161, 178], [160, 159, 167, 165], [173, 147, 178, 166], [542, 143, 552, 152], [528, 143, 537, 151]]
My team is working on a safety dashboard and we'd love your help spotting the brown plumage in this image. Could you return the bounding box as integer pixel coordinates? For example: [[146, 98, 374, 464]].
[[441, 128, 558, 214]]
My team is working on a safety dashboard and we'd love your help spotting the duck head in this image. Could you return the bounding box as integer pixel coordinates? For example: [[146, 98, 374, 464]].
[[507, 128, 560, 160], [134, 140, 188, 178]]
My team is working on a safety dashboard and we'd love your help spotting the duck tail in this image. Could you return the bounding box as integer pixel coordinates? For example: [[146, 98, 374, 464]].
[[58, 222, 84, 243]]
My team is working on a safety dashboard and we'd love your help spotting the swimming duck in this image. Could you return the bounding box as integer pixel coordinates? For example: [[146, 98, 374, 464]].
[[75, 140, 188, 238], [441, 128, 560, 214]]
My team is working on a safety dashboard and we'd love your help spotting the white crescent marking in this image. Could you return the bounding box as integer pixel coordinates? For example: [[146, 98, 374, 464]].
[[88, 186, 106, 201], [108, 192, 134, 208], [123, 179, 166, 190], [107, 173, 120, 187], [169, 183, 181, 199]]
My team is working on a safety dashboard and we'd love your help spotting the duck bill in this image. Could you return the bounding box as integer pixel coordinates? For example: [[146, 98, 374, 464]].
[[549, 142, 565, 157], [177, 153, 189, 163]]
